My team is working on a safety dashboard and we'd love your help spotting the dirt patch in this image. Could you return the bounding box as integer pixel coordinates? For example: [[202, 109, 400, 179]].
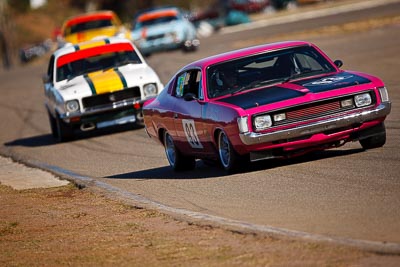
[[1, 184, 399, 266]]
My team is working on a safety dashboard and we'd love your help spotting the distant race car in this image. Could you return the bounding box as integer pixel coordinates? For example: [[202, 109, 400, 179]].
[[59, 10, 130, 46], [143, 41, 391, 172], [43, 37, 163, 141], [131, 7, 199, 56]]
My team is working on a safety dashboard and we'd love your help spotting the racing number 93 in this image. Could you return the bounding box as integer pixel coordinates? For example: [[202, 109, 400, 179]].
[[182, 119, 203, 149]]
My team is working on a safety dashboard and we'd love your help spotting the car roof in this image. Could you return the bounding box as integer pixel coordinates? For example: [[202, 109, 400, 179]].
[[184, 41, 314, 70], [53, 37, 133, 58], [136, 7, 180, 22], [63, 10, 117, 28]]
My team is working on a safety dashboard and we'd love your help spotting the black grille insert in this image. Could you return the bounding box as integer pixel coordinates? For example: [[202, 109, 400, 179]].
[[82, 87, 141, 109], [147, 34, 165, 41]]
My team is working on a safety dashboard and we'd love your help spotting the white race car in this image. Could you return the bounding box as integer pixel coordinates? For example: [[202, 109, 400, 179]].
[[43, 37, 163, 141]]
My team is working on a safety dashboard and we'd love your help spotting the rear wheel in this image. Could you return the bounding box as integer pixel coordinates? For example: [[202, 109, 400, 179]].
[[359, 124, 386, 149], [164, 131, 195, 171]]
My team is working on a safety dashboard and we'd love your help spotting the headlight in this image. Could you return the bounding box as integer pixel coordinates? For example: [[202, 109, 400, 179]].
[[378, 87, 389, 102], [354, 93, 372, 107], [273, 113, 286, 122], [254, 115, 272, 130], [143, 83, 158, 97], [340, 98, 354, 108], [65, 100, 79, 113], [237, 116, 248, 133]]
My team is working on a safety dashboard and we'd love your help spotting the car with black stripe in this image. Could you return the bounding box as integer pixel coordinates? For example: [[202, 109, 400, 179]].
[[43, 37, 163, 141], [143, 41, 391, 172]]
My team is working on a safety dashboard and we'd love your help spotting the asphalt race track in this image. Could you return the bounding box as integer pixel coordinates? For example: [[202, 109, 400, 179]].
[[1, 0, 399, 252]]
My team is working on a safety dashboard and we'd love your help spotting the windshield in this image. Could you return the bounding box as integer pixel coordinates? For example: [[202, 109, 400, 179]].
[[67, 19, 113, 34], [56, 51, 141, 82], [135, 15, 177, 29], [207, 46, 336, 98]]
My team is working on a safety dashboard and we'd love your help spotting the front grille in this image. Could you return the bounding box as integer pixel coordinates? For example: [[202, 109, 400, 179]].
[[147, 34, 165, 41], [82, 87, 141, 109], [263, 92, 376, 127], [285, 101, 341, 122]]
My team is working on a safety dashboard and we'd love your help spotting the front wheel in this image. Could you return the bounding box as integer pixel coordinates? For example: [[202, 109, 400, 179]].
[[47, 110, 58, 138], [164, 131, 195, 171], [359, 124, 386, 149], [218, 131, 242, 173], [56, 115, 74, 142]]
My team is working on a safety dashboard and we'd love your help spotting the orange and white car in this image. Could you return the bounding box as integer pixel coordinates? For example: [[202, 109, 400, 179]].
[[59, 10, 130, 46]]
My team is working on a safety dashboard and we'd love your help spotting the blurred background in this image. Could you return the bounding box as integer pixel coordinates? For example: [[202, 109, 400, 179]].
[[0, 0, 330, 70]]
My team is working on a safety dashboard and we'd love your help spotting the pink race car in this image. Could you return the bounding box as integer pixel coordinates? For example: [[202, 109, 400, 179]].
[[143, 41, 391, 172]]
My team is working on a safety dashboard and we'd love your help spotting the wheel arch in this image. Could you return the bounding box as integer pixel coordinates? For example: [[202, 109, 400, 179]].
[[213, 127, 224, 147], [213, 127, 238, 155], [158, 128, 166, 146]]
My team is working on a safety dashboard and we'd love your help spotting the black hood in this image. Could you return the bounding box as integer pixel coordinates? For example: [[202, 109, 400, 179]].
[[293, 71, 371, 93], [218, 72, 371, 110]]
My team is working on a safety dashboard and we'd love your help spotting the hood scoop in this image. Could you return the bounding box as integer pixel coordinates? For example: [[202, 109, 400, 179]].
[[293, 72, 371, 93]]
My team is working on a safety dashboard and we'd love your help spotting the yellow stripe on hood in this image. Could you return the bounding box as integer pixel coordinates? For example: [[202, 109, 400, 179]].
[[87, 69, 124, 94]]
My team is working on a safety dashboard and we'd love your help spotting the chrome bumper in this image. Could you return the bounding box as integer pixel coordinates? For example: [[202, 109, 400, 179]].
[[60, 99, 142, 120], [239, 102, 391, 146]]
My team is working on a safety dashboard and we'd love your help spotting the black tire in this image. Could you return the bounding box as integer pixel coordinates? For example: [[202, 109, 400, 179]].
[[47, 110, 58, 138], [359, 126, 386, 150], [163, 131, 195, 171], [56, 114, 74, 142], [135, 111, 145, 127], [218, 131, 245, 173]]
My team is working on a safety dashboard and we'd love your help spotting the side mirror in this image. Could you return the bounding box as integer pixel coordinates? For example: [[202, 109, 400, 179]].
[[334, 60, 343, 68], [183, 93, 198, 101]]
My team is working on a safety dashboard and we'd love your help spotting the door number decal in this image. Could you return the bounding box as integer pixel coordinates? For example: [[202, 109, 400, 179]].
[[182, 119, 203, 149]]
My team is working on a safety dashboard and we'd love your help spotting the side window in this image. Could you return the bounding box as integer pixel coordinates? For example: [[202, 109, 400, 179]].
[[174, 70, 202, 99], [195, 71, 203, 99], [175, 72, 188, 98]]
